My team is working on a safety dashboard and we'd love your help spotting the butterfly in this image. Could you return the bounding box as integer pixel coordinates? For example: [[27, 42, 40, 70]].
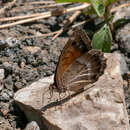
[[51, 27, 106, 94]]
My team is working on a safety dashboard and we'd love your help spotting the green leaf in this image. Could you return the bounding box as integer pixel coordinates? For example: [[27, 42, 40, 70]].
[[90, 0, 105, 16], [104, 0, 116, 7], [114, 18, 130, 29], [92, 24, 112, 52], [84, 6, 96, 15], [108, 15, 114, 22], [56, 0, 90, 2]]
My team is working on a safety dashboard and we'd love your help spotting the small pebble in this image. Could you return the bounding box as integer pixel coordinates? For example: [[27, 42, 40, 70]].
[[0, 69, 4, 80]]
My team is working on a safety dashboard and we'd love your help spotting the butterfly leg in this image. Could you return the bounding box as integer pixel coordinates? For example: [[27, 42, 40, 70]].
[[67, 88, 72, 100], [48, 84, 54, 102], [62, 90, 67, 98], [58, 92, 64, 111]]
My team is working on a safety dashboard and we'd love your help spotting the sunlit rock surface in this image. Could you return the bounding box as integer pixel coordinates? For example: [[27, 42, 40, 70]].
[[14, 53, 130, 130]]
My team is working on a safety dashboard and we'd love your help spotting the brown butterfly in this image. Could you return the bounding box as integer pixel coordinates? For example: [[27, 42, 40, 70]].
[[50, 27, 106, 94]]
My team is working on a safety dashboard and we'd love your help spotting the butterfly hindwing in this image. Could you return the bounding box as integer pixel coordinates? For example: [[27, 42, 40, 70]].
[[62, 49, 106, 92]]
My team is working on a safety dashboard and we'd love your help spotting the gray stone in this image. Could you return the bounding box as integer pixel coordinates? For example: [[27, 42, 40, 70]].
[[0, 102, 9, 116], [0, 83, 4, 91], [113, 6, 130, 22], [0, 40, 8, 50], [0, 116, 13, 130], [1, 89, 13, 101], [4, 76, 13, 90], [14, 81, 23, 90], [6, 37, 20, 48], [23, 46, 41, 55], [113, 6, 130, 54], [40, 50, 50, 63], [0, 69, 4, 80], [115, 52, 129, 74], [14, 53, 130, 130], [3, 62, 12, 73], [24, 121, 40, 130], [116, 23, 130, 54]]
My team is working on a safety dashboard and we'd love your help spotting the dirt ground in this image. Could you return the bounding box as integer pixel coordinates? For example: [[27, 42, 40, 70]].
[[0, 0, 129, 129]]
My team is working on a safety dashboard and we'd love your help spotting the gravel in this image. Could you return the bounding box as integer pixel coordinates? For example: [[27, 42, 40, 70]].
[[0, 0, 129, 129]]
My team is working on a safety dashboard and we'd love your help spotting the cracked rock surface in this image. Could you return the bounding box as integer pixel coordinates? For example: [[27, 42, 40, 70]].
[[14, 53, 130, 130]]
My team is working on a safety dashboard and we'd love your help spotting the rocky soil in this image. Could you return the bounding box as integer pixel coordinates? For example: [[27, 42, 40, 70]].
[[14, 53, 130, 130], [0, 0, 129, 129]]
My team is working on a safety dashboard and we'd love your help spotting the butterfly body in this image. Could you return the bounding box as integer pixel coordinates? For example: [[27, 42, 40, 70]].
[[53, 27, 106, 93]]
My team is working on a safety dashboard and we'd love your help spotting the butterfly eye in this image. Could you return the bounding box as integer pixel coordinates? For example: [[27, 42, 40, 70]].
[[72, 42, 76, 46]]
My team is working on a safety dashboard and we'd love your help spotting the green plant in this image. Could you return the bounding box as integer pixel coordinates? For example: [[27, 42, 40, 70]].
[[56, 0, 120, 52]]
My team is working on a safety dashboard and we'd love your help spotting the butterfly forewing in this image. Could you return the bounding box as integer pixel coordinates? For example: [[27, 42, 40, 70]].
[[55, 27, 92, 92]]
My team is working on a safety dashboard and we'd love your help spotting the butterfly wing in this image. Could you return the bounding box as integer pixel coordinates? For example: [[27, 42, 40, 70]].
[[55, 27, 92, 92], [62, 49, 106, 92]]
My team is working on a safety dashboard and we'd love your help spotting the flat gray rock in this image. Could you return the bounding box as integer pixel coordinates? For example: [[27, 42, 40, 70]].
[[0, 69, 4, 80], [14, 53, 130, 130], [114, 6, 130, 55], [24, 121, 40, 130]]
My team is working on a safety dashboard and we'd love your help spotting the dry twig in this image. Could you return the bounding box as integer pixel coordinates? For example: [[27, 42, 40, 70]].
[[28, 2, 72, 9], [2, 1, 126, 23], [111, 2, 130, 13], [0, 12, 51, 29], [72, 20, 87, 28], [10, 2, 71, 13], [17, 17, 96, 40], [17, 31, 59, 40], [72, 16, 97, 28], [0, 3, 72, 23], [0, 3, 90, 29], [52, 10, 81, 40], [52, 14, 98, 40], [24, 1, 55, 5], [0, 13, 43, 22]]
